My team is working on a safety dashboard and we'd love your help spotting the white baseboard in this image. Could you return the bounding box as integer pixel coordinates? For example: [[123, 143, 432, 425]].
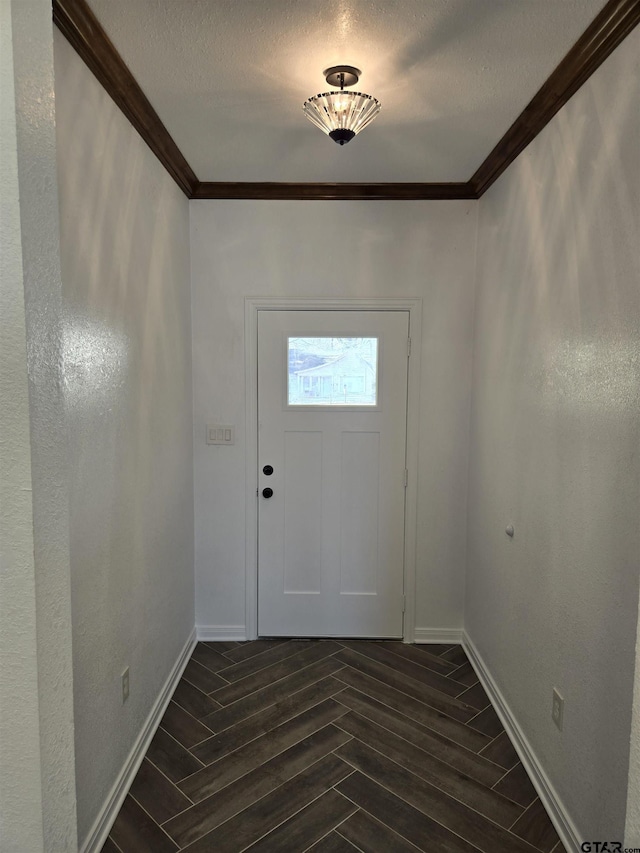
[[197, 624, 247, 642], [413, 627, 464, 644], [80, 628, 197, 853], [462, 632, 581, 853]]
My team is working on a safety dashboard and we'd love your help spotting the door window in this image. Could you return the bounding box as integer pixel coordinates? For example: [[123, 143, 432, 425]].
[[287, 336, 378, 406]]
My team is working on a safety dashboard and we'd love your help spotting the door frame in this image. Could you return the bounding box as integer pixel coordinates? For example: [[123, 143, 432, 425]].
[[244, 296, 422, 642]]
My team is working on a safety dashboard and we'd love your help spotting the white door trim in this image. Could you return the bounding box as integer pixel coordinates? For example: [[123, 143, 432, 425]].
[[245, 296, 422, 642]]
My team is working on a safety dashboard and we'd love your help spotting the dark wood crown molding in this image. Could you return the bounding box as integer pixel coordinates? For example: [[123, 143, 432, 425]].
[[470, 0, 640, 197], [53, 0, 198, 198], [193, 183, 477, 201], [54, 0, 639, 201]]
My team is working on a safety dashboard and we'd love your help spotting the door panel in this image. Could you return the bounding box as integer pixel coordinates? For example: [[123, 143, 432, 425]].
[[340, 431, 379, 595], [257, 310, 409, 638], [283, 430, 322, 594]]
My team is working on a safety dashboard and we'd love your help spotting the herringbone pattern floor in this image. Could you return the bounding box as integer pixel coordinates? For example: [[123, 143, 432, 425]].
[[103, 640, 565, 852]]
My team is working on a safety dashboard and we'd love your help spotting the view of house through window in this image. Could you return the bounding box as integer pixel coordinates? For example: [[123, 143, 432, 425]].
[[288, 336, 378, 405]]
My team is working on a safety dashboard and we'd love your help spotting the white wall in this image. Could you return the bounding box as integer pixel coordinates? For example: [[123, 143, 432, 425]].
[[0, 6, 43, 847], [467, 28, 640, 843], [628, 599, 640, 846], [1, 2, 54, 849], [1, 1, 78, 850], [190, 200, 477, 636], [54, 32, 195, 846]]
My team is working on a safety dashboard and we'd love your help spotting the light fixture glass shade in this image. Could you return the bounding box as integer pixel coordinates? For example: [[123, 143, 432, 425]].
[[302, 90, 381, 144]]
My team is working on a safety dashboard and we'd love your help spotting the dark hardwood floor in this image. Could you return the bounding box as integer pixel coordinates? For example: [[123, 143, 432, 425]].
[[103, 640, 565, 853]]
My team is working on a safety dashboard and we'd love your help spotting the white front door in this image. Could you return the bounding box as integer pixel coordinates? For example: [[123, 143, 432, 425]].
[[257, 310, 409, 637]]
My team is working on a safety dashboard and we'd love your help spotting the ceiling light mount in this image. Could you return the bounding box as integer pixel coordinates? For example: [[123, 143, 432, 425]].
[[323, 65, 361, 89], [303, 65, 381, 146]]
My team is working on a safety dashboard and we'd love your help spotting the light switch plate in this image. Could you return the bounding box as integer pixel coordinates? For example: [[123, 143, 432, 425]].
[[552, 688, 564, 731], [206, 424, 235, 445]]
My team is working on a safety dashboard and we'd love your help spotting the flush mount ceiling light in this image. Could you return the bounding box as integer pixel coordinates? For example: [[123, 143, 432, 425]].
[[303, 65, 381, 145]]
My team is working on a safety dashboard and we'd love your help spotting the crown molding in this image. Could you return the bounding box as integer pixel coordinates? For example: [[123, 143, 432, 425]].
[[53, 0, 198, 198], [53, 0, 639, 202], [470, 0, 640, 196], [193, 182, 477, 201]]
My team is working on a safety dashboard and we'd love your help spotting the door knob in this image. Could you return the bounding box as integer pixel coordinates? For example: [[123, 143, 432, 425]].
[[262, 487, 274, 499], [263, 465, 274, 476]]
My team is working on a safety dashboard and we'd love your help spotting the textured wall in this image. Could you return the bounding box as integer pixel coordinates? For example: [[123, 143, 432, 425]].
[[1, 1, 79, 850], [0, 1, 46, 848], [627, 597, 640, 847], [467, 28, 640, 842], [190, 200, 477, 635], [53, 32, 195, 846]]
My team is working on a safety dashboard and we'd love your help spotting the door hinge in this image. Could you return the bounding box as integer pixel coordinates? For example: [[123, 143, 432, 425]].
[[402, 595, 406, 613], [404, 468, 409, 488], [407, 336, 412, 358]]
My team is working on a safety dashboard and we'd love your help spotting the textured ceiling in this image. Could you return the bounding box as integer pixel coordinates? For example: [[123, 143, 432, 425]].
[[86, 0, 608, 183]]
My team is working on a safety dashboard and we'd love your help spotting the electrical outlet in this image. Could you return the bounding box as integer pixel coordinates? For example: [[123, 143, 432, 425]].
[[122, 667, 130, 704], [552, 688, 564, 731]]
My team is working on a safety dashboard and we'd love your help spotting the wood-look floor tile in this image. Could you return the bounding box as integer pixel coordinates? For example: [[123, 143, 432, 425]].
[[164, 765, 275, 846], [182, 659, 228, 694], [222, 638, 292, 663], [335, 648, 477, 723], [456, 680, 491, 711], [217, 639, 313, 682], [201, 656, 345, 732], [336, 807, 424, 852], [244, 788, 357, 852], [336, 712, 523, 829], [335, 687, 504, 787], [192, 675, 344, 764], [337, 772, 479, 853], [180, 754, 353, 853], [307, 831, 361, 852], [341, 641, 463, 697], [201, 640, 239, 654], [190, 642, 234, 673], [480, 731, 519, 769], [164, 725, 352, 847], [416, 643, 456, 656], [105, 640, 556, 853], [146, 728, 203, 784], [109, 795, 178, 853], [159, 702, 213, 749], [128, 759, 192, 825], [334, 665, 491, 752], [178, 699, 348, 802], [440, 646, 469, 666], [467, 705, 505, 738], [382, 641, 460, 676], [494, 762, 538, 807], [336, 739, 540, 853], [171, 679, 221, 720], [511, 798, 561, 852], [212, 641, 343, 705], [447, 661, 480, 687]]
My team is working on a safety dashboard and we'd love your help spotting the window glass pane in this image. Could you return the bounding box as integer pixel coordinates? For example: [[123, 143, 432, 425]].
[[288, 337, 378, 406]]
